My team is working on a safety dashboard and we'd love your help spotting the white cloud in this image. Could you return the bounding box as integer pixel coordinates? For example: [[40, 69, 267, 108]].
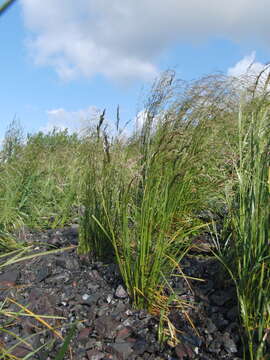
[[227, 52, 270, 94], [20, 1, 270, 82], [42, 106, 100, 134], [227, 52, 265, 77]]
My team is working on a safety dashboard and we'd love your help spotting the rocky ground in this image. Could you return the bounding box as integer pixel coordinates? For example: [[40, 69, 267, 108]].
[[0, 225, 244, 359]]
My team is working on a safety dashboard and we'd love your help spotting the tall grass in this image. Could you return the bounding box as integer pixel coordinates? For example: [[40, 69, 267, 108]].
[[216, 77, 270, 359], [78, 111, 133, 258], [0, 126, 83, 250], [79, 72, 237, 315]]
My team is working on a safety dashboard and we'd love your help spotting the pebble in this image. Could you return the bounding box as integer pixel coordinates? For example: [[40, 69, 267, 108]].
[[82, 293, 91, 301], [115, 284, 128, 299]]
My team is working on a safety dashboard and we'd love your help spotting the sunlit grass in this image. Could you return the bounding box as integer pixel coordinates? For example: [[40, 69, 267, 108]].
[[214, 81, 270, 359]]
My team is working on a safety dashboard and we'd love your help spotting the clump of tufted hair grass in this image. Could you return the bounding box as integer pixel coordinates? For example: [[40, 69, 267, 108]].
[[215, 68, 270, 360], [79, 71, 239, 317]]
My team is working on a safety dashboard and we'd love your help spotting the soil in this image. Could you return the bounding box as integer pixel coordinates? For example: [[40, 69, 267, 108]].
[[0, 225, 245, 359]]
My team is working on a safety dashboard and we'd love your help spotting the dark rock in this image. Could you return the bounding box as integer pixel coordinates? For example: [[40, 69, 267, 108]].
[[11, 344, 32, 358], [0, 270, 19, 289], [132, 338, 148, 355], [205, 319, 217, 334], [86, 349, 105, 360], [96, 304, 110, 317], [137, 309, 148, 320], [208, 339, 221, 353], [89, 270, 103, 282], [180, 333, 202, 347], [0, 226, 243, 360], [211, 312, 229, 328], [78, 327, 92, 343], [226, 306, 238, 321], [116, 326, 133, 342], [106, 342, 133, 360], [36, 266, 51, 282], [48, 236, 62, 247], [65, 257, 80, 271], [175, 343, 194, 359], [95, 315, 120, 339], [81, 293, 101, 306], [45, 273, 69, 284], [210, 290, 233, 306], [223, 332, 237, 353]]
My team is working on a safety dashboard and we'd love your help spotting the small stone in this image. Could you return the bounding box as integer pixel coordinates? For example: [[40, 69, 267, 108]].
[[89, 270, 103, 282], [205, 319, 217, 334], [78, 328, 92, 343], [82, 294, 91, 301], [226, 306, 238, 321], [87, 283, 100, 291], [11, 345, 32, 358], [85, 338, 97, 349], [106, 342, 133, 360], [116, 327, 132, 341], [86, 349, 105, 360], [0, 271, 19, 289], [180, 333, 202, 347], [211, 290, 232, 306], [115, 285, 128, 299], [132, 339, 148, 355], [138, 310, 148, 320], [97, 305, 110, 317], [223, 333, 237, 353], [95, 316, 120, 339], [106, 294, 113, 303], [122, 319, 133, 327], [65, 257, 80, 271], [208, 339, 221, 353], [125, 309, 133, 316], [175, 343, 194, 359], [36, 266, 51, 282]]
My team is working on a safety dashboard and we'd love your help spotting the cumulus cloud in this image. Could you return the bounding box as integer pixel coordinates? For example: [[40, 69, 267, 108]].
[[227, 52, 266, 77], [42, 106, 100, 134], [21, 0, 270, 82]]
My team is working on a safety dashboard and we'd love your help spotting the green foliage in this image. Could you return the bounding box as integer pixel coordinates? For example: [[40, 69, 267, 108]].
[[1, 118, 24, 162], [0, 126, 82, 249]]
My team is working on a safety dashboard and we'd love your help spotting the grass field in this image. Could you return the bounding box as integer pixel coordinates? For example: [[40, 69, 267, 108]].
[[0, 70, 269, 359]]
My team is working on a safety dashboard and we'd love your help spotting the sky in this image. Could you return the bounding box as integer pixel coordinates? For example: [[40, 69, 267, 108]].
[[1, 0, 270, 139]]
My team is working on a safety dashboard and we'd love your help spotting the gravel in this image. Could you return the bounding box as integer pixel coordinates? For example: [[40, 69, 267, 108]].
[[0, 225, 248, 359]]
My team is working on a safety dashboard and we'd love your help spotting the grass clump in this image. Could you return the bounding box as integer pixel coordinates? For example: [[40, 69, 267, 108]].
[[215, 72, 270, 360], [79, 71, 237, 317]]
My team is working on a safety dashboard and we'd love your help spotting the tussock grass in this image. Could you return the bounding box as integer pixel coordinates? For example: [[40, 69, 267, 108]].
[[214, 70, 270, 360], [79, 71, 238, 321]]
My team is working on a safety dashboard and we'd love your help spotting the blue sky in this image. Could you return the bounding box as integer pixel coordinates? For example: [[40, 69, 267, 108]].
[[1, 0, 270, 139]]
